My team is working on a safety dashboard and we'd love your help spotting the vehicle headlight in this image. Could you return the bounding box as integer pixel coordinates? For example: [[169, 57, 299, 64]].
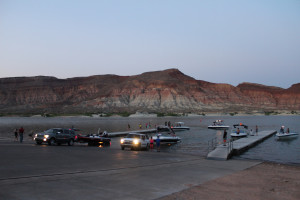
[[44, 135, 49, 139], [120, 139, 124, 144], [133, 139, 139, 145], [34, 134, 37, 137]]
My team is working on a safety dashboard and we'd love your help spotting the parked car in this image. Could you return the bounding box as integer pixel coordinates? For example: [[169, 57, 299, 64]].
[[34, 128, 75, 146], [120, 133, 150, 150]]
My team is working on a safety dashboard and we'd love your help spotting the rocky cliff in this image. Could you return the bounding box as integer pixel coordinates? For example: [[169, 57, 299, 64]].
[[0, 69, 299, 114]]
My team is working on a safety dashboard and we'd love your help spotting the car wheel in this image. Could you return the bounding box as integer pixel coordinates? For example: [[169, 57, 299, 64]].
[[68, 139, 74, 146], [48, 138, 55, 146], [121, 146, 125, 150], [36, 141, 42, 145]]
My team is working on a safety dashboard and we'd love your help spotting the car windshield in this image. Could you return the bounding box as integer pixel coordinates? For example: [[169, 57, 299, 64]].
[[45, 129, 61, 134], [126, 134, 140, 139]]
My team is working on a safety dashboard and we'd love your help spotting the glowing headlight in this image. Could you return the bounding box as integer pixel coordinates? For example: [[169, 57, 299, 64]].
[[120, 139, 124, 144], [34, 134, 37, 137], [133, 139, 139, 145], [44, 135, 50, 138]]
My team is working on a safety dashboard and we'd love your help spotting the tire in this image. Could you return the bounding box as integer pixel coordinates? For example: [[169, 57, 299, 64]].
[[36, 141, 42, 145], [68, 139, 74, 146], [121, 146, 125, 150], [48, 138, 55, 146]]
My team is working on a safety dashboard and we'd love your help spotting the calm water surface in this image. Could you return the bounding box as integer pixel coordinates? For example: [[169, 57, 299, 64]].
[[0, 115, 299, 164]]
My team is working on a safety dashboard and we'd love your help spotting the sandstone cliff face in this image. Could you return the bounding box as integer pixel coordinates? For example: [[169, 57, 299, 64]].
[[0, 69, 299, 114]]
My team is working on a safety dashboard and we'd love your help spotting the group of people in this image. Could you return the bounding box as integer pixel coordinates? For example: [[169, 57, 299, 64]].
[[280, 126, 290, 134], [222, 125, 259, 145], [149, 136, 160, 152], [14, 127, 24, 143], [135, 122, 153, 130]]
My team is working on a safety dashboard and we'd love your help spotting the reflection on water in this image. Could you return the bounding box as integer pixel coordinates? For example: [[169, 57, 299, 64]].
[[0, 115, 299, 164]]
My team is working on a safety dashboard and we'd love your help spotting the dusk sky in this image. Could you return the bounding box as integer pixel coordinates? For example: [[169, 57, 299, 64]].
[[1, 0, 299, 88]]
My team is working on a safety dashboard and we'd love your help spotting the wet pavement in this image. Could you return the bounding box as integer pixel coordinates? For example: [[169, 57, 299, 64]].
[[0, 139, 260, 200]]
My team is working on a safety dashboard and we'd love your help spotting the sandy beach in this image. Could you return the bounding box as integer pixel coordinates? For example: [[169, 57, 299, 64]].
[[158, 162, 300, 200]]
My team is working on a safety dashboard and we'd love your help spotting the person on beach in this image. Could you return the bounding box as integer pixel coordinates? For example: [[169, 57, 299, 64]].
[[156, 135, 160, 152], [14, 129, 18, 141], [149, 136, 154, 150], [19, 127, 24, 143], [256, 125, 258, 136], [223, 130, 227, 146]]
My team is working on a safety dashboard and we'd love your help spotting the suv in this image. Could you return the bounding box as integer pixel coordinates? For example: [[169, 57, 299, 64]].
[[34, 128, 75, 146], [120, 133, 150, 150]]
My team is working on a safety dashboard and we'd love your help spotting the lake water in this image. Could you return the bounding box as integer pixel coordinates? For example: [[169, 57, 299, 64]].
[[0, 115, 299, 165]]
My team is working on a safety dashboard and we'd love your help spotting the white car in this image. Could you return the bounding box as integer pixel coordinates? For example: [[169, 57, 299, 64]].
[[120, 133, 150, 150]]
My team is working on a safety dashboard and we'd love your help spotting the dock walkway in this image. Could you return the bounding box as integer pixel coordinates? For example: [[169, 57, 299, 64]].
[[207, 130, 277, 160], [108, 128, 157, 137]]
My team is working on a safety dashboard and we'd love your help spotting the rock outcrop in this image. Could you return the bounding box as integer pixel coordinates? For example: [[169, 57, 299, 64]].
[[0, 69, 299, 114]]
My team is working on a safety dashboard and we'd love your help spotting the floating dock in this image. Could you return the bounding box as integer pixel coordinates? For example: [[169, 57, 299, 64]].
[[207, 130, 277, 160], [108, 128, 157, 137]]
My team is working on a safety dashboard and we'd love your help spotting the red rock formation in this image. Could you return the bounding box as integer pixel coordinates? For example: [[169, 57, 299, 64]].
[[0, 69, 299, 114]]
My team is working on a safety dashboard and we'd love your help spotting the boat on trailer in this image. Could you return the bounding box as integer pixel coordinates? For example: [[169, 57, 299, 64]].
[[152, 126, 181, 144]]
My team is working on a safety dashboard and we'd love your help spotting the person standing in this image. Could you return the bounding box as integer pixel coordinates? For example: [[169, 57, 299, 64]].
[[128, 124, 130, 130], [223, 130, 227, 146], [19, 127, 24, 143], [149, 136, 154, 150], [156, 135, 160, 152], [14, 129, 18, 141], [255, 125, 258, 136], [280, 126, 284, 134]]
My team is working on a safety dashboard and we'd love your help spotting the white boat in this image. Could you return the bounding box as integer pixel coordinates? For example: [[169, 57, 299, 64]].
[[152, 134, 181, 144], [208, 120, 230, 130], [171, 122, 190, 131], [230, 123, 248, 137], [153, 126, 181, 144], [276, 132, 298, 138]]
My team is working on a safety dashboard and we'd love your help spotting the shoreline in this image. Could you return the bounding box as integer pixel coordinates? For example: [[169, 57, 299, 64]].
[[158, 161, 300, 200], [0, 112, 299, 118]]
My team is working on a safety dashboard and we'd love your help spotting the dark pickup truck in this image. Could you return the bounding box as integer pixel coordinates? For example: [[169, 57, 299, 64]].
[[34, 128, 75, 146]]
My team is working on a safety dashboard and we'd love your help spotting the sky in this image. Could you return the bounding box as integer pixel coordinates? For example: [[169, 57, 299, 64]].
[[0, 0, 299, 88]]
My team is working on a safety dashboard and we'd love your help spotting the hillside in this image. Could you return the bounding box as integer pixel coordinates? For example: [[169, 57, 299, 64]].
[[0, 69, 299, 115]]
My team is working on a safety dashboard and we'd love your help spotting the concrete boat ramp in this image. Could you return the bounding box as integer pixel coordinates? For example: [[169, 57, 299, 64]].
[[207, 130, 277, 160]]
